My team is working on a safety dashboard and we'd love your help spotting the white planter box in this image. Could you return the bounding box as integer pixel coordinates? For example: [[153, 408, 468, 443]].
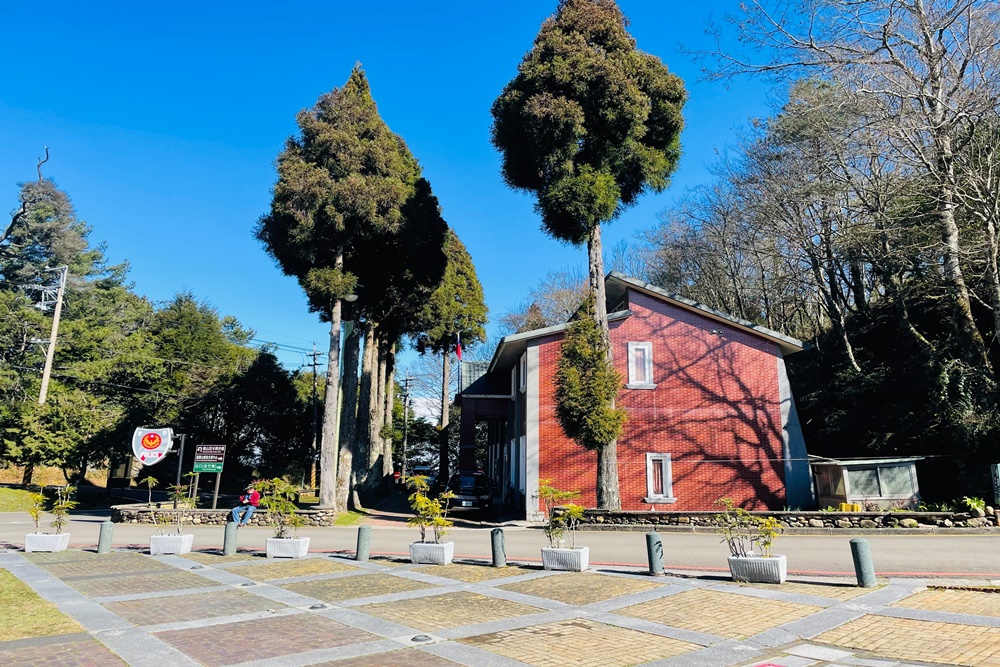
[[149, 533, 194, 555], [24, 533, 71, 553], [727, 554, 787, 583], [541, 546, 589, 572], [266, 537, 310, 558], [409, 541, 454, 565]]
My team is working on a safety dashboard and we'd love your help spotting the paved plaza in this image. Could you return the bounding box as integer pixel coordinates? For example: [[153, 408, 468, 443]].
[[2, 547, 1000, 667]]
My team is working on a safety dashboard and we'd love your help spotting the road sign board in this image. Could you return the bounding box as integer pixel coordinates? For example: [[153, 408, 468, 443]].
[[193, 444, 226, 474]]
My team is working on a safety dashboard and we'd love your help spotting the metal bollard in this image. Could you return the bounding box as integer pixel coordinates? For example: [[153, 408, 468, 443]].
[[356, 525, 371, 561], [223, 521, 238, 556], [850, 538, 877, 588], [491, 528, 506, 568], [97, 521, 114, 554], [645, 531, 664, 576]]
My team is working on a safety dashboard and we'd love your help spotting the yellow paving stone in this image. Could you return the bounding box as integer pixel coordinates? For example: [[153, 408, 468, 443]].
[[182, 550, 259, 565], [893, 588, 1000, 618], [359, 591, 544, 631], [226, 558, 360, 581], [499, 572, 664, 606], [460, 618, 700, 667], [816, 615, 1000, 667], [735, 580, 871, 601], [281, 573, 433, 602], [412, 563, 534, 583], [617, 588, 822, 640]]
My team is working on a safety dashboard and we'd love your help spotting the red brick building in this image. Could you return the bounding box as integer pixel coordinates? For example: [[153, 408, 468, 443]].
[[458, 273, 813, 518]]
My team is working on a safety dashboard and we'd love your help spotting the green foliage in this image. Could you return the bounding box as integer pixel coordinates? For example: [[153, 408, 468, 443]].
[[554, 298, 626, 450], [26, 492, 46, 532], [491, 0, 686, 242], [960, 496, 986, 512], [538, 479, 584, 548], [415, 230, 488, 354], [714, 497, 783, 558], [48, 486, 76, 535], [405, 475, 454, 543], [255, 478, 305, 539], [142, 476, 158, 506]]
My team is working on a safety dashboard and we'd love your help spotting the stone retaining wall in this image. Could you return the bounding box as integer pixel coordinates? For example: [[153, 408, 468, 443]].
[[111, 506, 338, 526], [580, 508, 1000, 530]]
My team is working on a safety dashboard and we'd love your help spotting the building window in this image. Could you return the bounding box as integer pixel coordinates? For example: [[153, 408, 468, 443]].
[[627, 342, 655, 389], [644, 453, 675, 504], [519, 352, 527, 393], [846, 465, 916, 499]]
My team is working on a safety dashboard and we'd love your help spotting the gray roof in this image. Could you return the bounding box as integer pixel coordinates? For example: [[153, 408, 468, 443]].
[[809, 455, 926, 467]]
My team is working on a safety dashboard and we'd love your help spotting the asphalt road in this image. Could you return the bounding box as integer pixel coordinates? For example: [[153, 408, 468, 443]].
[[2, 510, 998, 580]]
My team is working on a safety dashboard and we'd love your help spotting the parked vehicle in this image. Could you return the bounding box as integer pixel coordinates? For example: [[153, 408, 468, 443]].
[[445, 473, 497, 515]]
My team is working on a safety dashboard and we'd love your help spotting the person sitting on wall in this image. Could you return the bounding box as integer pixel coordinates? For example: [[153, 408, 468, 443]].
[[231, 484, 260, 527]]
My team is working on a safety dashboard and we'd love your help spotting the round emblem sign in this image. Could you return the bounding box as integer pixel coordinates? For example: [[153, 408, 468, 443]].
[[141, 432, 162, 450]]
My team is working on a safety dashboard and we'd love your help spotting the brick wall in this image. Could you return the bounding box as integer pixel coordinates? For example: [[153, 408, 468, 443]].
[[537, 289, 788, 512]]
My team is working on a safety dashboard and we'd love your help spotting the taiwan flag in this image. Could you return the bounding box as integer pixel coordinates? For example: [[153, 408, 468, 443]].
[[456, 332, 462, 362]]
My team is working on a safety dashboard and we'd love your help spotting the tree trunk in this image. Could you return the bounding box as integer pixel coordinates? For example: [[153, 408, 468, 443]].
[[382, 342, 396, 482], [438, 352, 451, 485], [318, 252, 344, 508], [21, 462, 34, 487], [352, 325, 377, 501], [587, 224, 620, 510], [334, 320, 362, 513]]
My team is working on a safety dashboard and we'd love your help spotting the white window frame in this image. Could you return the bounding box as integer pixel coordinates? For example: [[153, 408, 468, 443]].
[[644, 453, 676, 504], [627, 342, 656, 389]]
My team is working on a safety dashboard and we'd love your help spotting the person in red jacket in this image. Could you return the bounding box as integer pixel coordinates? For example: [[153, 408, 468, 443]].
[[231, 484, 260, 526]]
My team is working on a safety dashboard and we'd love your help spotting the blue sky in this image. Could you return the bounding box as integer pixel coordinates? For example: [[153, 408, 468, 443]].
[[0, 1, 773, 373]]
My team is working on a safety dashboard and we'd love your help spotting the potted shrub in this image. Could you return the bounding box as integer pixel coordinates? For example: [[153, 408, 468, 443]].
[[715, 497, 786, 584], [24, 486, 76, 553], [149, 484, 195, 555], [406, 475, 455, 564], [538, 480, 588, 571], [258, 478, 309, 558]]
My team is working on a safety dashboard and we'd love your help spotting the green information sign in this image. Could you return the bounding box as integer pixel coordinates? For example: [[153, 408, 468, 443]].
[[193, 461, 224, 473]]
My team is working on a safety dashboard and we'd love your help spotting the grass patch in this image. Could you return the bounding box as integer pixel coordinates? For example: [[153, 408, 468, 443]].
[[0, 487, 39, 512], [0, 568, 83, 641], [334, 510, 366, 526]]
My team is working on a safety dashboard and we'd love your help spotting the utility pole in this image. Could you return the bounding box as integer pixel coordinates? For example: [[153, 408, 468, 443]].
[[38, 265, 68, 406], [308, 343, 322, 491]]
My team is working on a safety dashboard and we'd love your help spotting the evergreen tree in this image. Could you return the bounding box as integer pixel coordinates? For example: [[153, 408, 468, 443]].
[[256, 66, 421, 509], [491, 0, 685, 507], [415, 229, 487, 482]]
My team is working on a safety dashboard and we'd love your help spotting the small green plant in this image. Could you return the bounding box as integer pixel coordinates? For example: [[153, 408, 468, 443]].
[[405, 475, 454, 544], [142, 476, 158, 507], [960, 496, 986, 512], [714, 497, 782, 558], [49, 486, 77, 535], [538, 480, 584, 548], [256, 478, 305, 539], [150, 484, 189, 535], [26, 492, 46, 533]]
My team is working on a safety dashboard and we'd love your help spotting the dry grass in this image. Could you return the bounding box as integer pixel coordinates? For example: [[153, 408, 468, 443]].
[[0, 568, 83, 641], [0, 466, 107, 487]]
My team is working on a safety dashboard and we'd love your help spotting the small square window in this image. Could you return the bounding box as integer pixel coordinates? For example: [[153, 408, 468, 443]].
[[644, 453, 675, 504], [627, 342, 655, 389]]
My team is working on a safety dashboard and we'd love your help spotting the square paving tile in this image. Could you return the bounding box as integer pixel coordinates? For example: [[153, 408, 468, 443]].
[[412, 563, 533, 583], [460, 618, 700, 667], [736, 580, 871, 601], [359, 591, 545, 631], [0, 635, 126, 666], [27, 551, 174, 578], [499, 571, 664, 606], [892, 588, 1000, 617], [617, 588, 823, 640], [226, 557, 360, 581], [103, 589, 283, 625], [311, 649, 463, 666], [282, 573, 434, 602], [155, 612, 378, 667], [182, 550, 259, 565], [815, 614, 1000, 666], [67, 570, 216, 597]]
